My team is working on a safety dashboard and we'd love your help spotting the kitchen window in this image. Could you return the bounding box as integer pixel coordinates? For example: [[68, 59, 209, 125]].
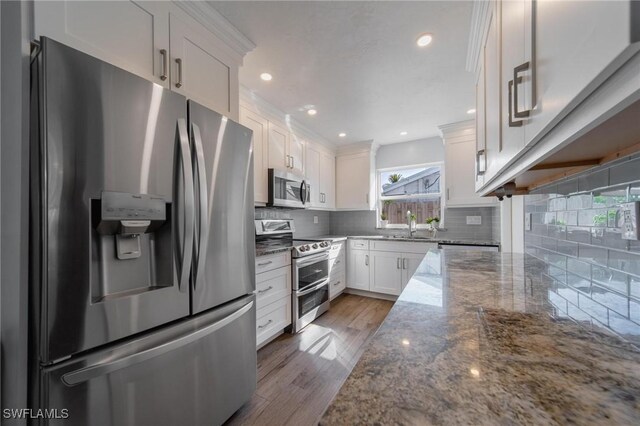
[[377, 163, 443, 228]]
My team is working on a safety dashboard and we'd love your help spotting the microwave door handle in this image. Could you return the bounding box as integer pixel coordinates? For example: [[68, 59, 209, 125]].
[[175, 119, 195, 292], [191, 123, 209, 290], [300, 180, 307, 205]]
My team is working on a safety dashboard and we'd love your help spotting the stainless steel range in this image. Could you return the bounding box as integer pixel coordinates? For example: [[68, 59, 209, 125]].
[[255, 219, 331, 332]]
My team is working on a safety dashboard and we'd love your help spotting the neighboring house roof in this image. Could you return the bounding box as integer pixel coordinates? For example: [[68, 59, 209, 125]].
[[382, 167, 440, 195]]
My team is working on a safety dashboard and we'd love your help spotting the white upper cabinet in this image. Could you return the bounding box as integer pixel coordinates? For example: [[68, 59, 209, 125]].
[[239, 106, 269, 204], [469, 0, 640, 195], [441, 121, 496, 208], [169, 13, 239, 120], [305, 145, 321, 207], [268, 122, 290, 171], [320, 151, 336, 209], [34, 0, 170, 87], [288, 134, 305, 176], [336, 145, 375, 210], [34, 1, 249, 120], [523, 0, 636, 148]]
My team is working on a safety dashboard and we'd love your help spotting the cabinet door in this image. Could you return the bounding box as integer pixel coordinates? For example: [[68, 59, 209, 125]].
[[401, 252, 427, 290], [268, 122, 289, 171], [288, 135, 305, 175], [475, 63, 486, 192], [305, 145, 321, 207], [34, 0, 170, 87], [500, 0, 526, 166], [240, 107, 269, 204], [523, 0, 636, 148], [320, 152, 336, 208], [370, 251, 403, 295], [446, 137, 496, 207], [336, 152, 371, 210], [169, 13, 239, 119], [483, 1, 502, 183], [347, 250, 370, 291]]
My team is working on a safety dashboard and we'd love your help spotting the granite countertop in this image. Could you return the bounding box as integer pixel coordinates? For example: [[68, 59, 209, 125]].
[[321, 250, 640, 425], [345, 235, 501, 246]]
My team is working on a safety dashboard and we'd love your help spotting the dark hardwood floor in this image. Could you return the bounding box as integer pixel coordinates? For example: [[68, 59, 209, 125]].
[[225, 294, 394, 426]]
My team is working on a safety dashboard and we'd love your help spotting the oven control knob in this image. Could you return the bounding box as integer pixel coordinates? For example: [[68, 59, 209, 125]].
[[312, 244, 318, 249], [299, 246, 305, 252]]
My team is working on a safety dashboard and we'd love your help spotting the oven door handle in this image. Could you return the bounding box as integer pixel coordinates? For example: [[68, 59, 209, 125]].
[[296, 280, 329, 296], [295, 251, 329, 267]]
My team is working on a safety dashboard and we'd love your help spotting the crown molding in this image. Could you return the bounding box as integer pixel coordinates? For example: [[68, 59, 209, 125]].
[[336, 140, 379, 156], [438, 119, 475, 139], [466, 0, 493, 74], [173, 1, 256, 59], [239, 86, 337, 152]]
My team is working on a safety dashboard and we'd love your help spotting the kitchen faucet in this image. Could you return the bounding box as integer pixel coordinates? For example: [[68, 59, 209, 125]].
[[407, 210, 416, 237]]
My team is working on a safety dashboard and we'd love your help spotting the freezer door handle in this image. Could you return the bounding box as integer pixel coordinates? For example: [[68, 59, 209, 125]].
[[191, 123, 209, 290], [62, 300, 254, 386], [175, 119, 195, 292]]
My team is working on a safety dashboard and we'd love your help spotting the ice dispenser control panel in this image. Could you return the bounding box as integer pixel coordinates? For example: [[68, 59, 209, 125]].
[[95, 192, 167, 259], [621, 202, 640, 241]]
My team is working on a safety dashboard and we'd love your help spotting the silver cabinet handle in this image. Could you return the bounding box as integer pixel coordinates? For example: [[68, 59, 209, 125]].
[[333, 280, 341, 286], [403, 258, 408, 270], [365, 255, 369, 266], [508, 78, 523, 127], [476, 149, 486, 176], [258, 286, 273, 294], [447, 188, 450, 201], [175, 58, 183, 88], [258, 319, 273, 329], [397, 258, 400, 269], [335, 260, 341, 265], [513, 62, 531, 119], [159, 49, 168, 81], [258, 260, 273, 267]]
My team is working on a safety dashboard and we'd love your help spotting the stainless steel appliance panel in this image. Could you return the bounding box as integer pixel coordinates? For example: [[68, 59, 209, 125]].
[[188, 101, 255, 313], [42, 295, 257, 426], [268, 169, 307, 209], [36, 38, 191, 362], [293, 252, 330, 291]]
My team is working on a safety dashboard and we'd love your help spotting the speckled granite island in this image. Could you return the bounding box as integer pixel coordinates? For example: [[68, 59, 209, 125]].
[[321, 250, 640, 425]]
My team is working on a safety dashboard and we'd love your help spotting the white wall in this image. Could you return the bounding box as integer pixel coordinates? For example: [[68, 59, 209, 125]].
[[376, 136, 444, 169]]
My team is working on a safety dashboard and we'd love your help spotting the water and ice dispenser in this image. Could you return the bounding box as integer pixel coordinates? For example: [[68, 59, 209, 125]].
[[92, 191, 173, 301]]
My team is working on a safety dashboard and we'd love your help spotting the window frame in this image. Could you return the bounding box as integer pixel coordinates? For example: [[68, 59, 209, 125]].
[[377, 161, 445, 229]]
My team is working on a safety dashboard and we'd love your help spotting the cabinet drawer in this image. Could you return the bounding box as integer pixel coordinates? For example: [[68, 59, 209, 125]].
[[256, 296, 291, 347], [255, 251, 291, 274], [329, 270, 346, 300], [329, 254, 345, 272], [349, 239, 369, 250], [329, 241, 345, 259], [256, 266, 291, 310], [369, 240, 436, 254]]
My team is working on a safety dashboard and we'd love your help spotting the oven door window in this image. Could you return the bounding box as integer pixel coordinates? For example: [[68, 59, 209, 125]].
[[298, 258, 329, 290], [298, 284, 329, 318]]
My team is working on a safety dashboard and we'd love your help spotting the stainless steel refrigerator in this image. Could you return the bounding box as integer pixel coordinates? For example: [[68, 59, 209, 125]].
[[29, 37, 256, 425]]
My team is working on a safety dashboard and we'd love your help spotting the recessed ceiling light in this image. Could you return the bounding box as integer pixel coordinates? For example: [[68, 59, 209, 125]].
[[260, 72, 272, 81], [416, 33, 433, 47], [400, 131, 408, 136], [307, 109, 317, 116], [338, 132, 346, 138], [467, 108, 476, 114]]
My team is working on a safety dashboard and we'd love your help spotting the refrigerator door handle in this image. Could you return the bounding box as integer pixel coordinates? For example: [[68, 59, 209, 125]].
[[191, 123, 209, 290], [176, 119, 195, 291], [62, 300, 255, 386]]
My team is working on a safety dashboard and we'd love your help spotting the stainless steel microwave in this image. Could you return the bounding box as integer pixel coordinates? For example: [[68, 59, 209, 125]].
[[268, 168, 308, 209]]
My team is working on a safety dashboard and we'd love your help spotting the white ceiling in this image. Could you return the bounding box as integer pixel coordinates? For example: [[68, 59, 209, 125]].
[[210, 1, 476, 146]]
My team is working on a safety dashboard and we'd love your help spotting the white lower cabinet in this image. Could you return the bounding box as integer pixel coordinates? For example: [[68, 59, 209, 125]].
[[255, 253, 292, 348], [370, 251, 403, 295], [328, 241, 346, 299], [347, 248, 370, 291], [347, 239, 436, 296], [256, 296, 291, 348]]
